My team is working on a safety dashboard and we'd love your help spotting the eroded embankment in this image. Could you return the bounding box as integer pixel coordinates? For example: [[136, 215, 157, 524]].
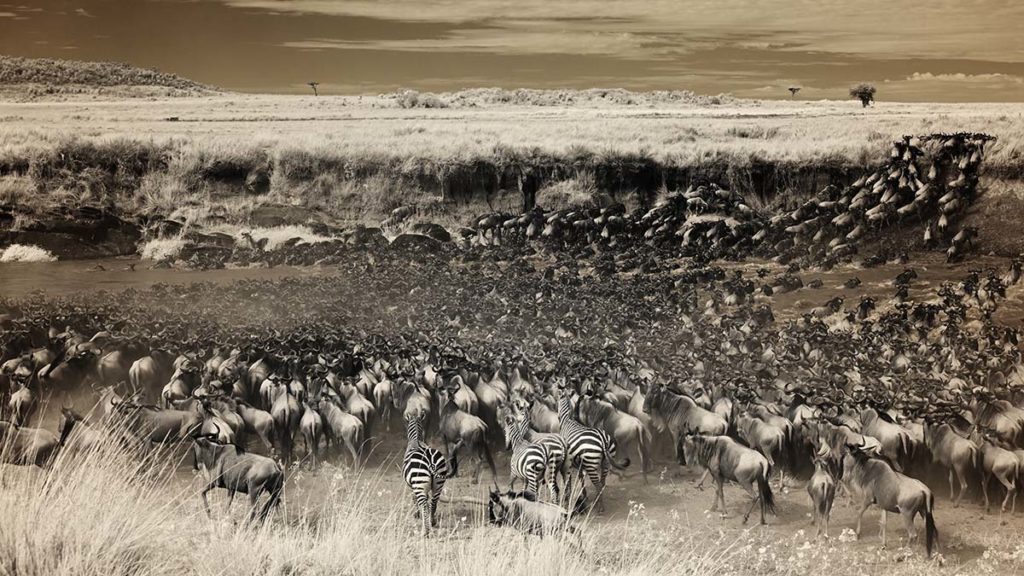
[[0, 135, 1020, 259]]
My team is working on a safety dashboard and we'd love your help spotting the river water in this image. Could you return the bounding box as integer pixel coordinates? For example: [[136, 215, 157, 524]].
[[0, 257, 320, 299]]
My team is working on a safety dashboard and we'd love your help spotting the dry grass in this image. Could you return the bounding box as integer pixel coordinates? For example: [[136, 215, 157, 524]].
[[0, 433, 749, 576], [0, 244, 57, 262]]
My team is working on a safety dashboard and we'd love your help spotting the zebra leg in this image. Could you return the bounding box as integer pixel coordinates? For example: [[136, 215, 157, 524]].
[[420, 498, 431, 536], [430, 487, 442, 528]]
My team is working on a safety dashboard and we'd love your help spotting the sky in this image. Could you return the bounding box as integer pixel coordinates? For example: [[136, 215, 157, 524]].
[[1, 0, 1023, 100]]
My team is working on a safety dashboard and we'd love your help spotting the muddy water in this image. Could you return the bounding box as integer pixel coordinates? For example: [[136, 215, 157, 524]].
[[0, 257, 322, 299], [726, 252, 1024, 327]]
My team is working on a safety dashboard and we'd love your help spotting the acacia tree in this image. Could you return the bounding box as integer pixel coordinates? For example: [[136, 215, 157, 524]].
[[308, 81, 320, 96], [849, 83, 876, 107], [788, 86, 801, 97]]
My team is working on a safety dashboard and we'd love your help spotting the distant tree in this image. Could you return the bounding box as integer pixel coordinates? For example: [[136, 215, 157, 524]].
[[788, 86, 801, 97], [849, 83, 876, 107], [307, 81, 320, 96]]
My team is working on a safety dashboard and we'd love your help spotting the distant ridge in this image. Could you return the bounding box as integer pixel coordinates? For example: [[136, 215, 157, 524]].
[[0, 55, 217, 98]]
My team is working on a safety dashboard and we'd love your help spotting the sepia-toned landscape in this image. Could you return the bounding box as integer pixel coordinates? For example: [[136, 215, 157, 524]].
[[2, 14, 1024, 575]]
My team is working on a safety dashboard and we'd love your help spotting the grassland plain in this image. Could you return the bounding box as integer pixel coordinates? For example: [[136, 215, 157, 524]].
[[6, 420, 1024, 576], [1, 93, 1022, 238]]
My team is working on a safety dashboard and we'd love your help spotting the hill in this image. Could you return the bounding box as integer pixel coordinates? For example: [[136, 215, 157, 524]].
[[0, 55, 216, 99]]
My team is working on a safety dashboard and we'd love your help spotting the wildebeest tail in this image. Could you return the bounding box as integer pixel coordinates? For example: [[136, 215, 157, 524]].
[[813, 479, 830, 518], [259, 472, 284, 522], [758, 469, 776, 516], [924, 490, 938, 558], [604, 441, 630, 470]]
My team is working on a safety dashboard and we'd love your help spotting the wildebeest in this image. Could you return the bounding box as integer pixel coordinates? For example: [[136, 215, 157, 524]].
[[488, 489, 579, 541], [191, 423, 284, 524], [643, 384, 728, 457], [842, 440, 938, 557], [0, 420, 59, 467], [678, 433, 775, 525], [807, 444, 837, 538], [111, 401, 202, 445], [971, 429, 1019, 514], [317, 396, 364, 467], [860, 407, 915, 472], [437, 382, 496, 483], [57, 407, 108, 455], [577, 392, 651, 483], [922, 418, 977, 507], [129, 349, 179, 403]]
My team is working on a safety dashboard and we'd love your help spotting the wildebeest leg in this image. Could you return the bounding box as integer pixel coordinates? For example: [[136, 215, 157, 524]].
[[999, 475, 1015, 514], [695, 468, 710, 490], [823, 501, 831, 539], [948, 469, 956, 504], [902, 509, 918, 547], [258, 483, 281, 523], [344, 434, 360, 468], [879, 510, 887, 549], [248, 488, 261, 523], [713, 479, 726, 516], [225, 490, 236, 514], [954, 466, 969, 508], [739, 480, 758, 524], [854, 498, 871, 539], [200, 484, 215, 519], [472, 444, 484, 485], [982, 471, 991, 513]]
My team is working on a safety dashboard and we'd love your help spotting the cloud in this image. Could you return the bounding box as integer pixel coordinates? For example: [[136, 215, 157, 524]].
[[221, 0, 1024, 61], [74, 8, 95, 17], [0, 11, 17, 17], [902, 72, 1024, 84]]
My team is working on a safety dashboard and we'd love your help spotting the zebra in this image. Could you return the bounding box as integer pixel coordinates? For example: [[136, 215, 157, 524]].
[[523, 426, 568, 503], [502, 412, 550, 500], [402, 414, 451, 535], [556, 384, 629, 510]]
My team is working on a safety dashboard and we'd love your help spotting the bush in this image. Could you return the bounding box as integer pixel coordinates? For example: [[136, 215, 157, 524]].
[[395, 90, 449, 109]]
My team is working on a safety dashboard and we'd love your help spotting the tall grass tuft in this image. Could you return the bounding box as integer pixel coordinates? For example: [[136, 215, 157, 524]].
[[0, 244, 57, 262]]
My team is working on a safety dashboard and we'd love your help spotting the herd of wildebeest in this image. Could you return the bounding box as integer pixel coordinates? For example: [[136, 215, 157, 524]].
[[0, 132, 1021, 557]]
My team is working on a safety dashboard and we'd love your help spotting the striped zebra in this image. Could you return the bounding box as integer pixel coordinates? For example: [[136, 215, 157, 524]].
[[523, 423, 568, 503], [502, 413, 550, 500], [402, 415, 450, 535], [557, 386, 629, 510]]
